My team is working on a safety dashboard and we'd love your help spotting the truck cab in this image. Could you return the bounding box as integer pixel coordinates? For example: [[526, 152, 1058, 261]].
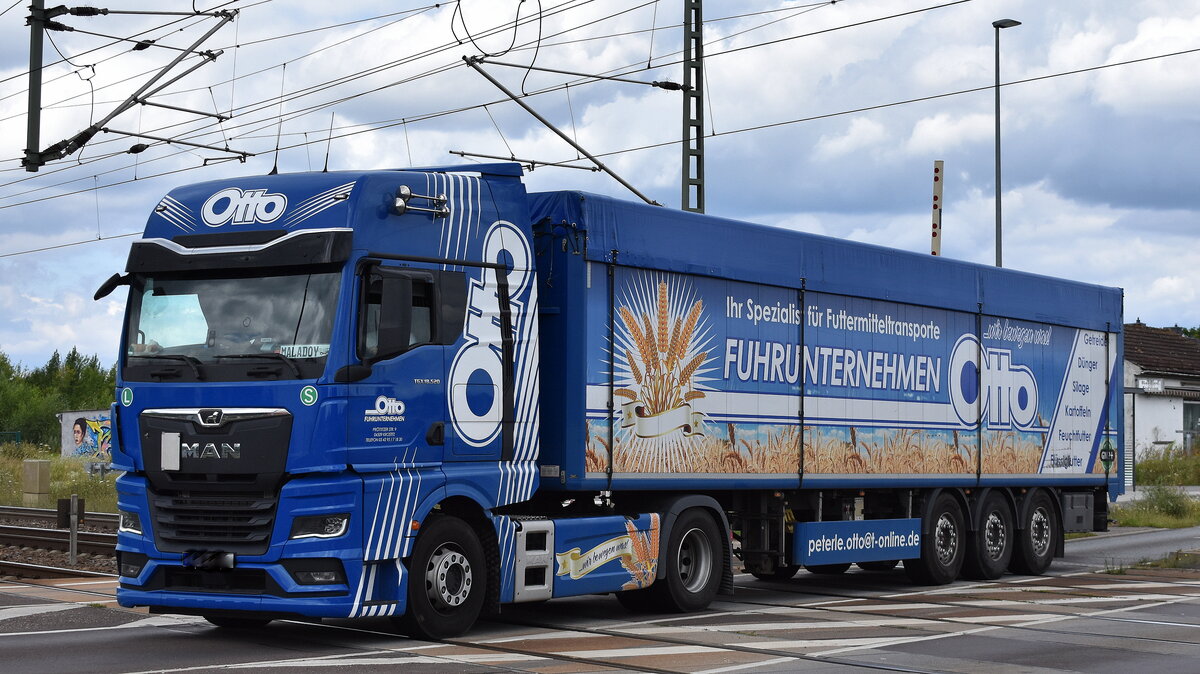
[[105, 164, 552, 636]]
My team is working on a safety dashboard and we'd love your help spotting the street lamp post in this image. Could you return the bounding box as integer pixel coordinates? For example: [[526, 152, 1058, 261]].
[[992, 18, 1020, 268]]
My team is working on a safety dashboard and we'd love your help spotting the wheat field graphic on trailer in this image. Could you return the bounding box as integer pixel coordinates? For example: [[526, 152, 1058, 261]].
[[610, 276, 715, 473]]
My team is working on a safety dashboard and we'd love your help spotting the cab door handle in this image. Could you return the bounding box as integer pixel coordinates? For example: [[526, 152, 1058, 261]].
[[426, 422, 445, 446]]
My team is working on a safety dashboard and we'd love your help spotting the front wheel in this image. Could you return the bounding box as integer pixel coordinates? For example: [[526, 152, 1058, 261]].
[[1009, 490, 1059, 576], [905, 492, 966, 585], [649, 508, 722, 612], [396, 515, 486, 640]]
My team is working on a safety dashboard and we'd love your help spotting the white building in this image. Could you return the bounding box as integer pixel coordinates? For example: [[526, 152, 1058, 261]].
[[1123, 322, 1200, 482]]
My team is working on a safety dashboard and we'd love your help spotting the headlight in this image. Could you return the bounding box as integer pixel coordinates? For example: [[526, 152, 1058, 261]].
[[290, 513, 350, 540], [118, 510, 142, 535]]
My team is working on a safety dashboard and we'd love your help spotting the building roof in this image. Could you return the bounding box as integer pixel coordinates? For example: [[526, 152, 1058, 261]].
[[1124, 322, 1200, 377]]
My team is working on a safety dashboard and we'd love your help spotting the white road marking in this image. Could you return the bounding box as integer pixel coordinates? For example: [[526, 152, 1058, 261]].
[[618, 618, 935, 635], [695, 656, 799, 673], [808, 596, 1200, 657], [0, 604, 76, 620], [553, 645, 724, 658]]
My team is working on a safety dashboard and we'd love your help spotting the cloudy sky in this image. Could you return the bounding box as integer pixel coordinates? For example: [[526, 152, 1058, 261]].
[[0, 0, 1196, 368]]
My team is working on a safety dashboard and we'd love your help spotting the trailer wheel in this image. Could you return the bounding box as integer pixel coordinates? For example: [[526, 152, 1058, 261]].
[[651, 508, 721, 612], [964, 493, 1014, 580], [857, 560, 899, 572], [905, 493, 965, 585], [750, 564, 801, 581], [396, 514, 486, 640], [805, 563, 851, 575], [1010, 490, 1059, 576], [204, 616, 271, 629]]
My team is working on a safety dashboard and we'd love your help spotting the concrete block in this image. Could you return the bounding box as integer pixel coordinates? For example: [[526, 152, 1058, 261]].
[[22, 459, 51, 494]]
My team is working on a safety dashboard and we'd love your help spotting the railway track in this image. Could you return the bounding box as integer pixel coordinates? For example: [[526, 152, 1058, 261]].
[[0, 559, 116, 579], [0, 505, 118, 530], [0, 524, 117, 555]]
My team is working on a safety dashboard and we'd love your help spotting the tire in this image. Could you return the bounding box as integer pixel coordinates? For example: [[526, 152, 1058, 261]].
[[857, 559, 899, 572], [648, 508, 722, 612], [397, 515, 486, 640], [1009, 490, 1059, 576], [204, 616, 271, 629], [904, 492, 966, 585], [963, 493, 1014, 580], [750, 564, 801, 581], [805, 563, 851, 575]]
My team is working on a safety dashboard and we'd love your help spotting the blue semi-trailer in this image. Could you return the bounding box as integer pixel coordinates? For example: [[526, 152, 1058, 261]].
[[94, 163, 1123, 638]]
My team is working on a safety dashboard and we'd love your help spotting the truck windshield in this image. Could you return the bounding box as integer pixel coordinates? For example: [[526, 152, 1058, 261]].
[[123, 269, 341, 381]]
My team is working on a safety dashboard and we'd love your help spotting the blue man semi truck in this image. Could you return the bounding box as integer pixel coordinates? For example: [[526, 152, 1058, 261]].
[[95, 163, 1123, 638]]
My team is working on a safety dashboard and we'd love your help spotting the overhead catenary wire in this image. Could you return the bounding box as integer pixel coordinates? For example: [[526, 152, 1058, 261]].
[[3, 0, 1188, 227], [2, 41, 1196, 223], [0, 0, 600, 184]]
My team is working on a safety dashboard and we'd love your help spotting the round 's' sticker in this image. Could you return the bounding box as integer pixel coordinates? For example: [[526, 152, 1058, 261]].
[[120, 388, 134, 407], [300, 385, 318, 406]]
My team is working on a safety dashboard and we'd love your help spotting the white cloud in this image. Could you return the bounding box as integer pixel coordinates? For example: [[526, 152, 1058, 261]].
[[814, 118, 886, 159], [905, 113, 991, 154], [1093, 15, 1200, 119]]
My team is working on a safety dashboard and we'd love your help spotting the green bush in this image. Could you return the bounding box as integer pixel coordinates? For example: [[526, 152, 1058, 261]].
[[1112, 485, 1200, 528], [1135, 445, 1200, 486]]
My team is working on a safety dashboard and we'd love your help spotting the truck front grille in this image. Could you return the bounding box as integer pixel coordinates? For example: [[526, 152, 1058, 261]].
[[149, 490, 277, 555]]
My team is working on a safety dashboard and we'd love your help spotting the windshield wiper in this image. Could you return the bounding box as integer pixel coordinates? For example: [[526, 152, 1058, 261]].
[[215, 352, 302, 379], [130, 354, 205, 380]]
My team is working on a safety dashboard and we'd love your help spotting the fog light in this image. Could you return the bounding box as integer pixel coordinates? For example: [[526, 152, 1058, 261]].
[[295, 571, 341, 584], [117, 551, 148, 578], [118, 510, 142, 535], [282, 558, 346, 585], [290, 513, 350, 540]]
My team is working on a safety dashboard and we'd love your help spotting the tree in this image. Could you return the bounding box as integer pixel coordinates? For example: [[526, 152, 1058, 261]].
[[0, 349, 115, 446]]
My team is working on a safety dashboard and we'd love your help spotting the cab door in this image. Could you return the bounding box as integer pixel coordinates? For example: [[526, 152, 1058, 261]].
[[344, 263, 465, 466]]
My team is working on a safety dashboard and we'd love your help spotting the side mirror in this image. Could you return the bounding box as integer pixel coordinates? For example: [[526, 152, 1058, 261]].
[[94, 273, 130, 300], [369, 273, 413, 364]]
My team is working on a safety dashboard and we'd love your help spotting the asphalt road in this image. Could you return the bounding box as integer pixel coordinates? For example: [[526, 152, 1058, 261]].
[[1057, 525, 1200, 572], [0, 528, 1197, 673]]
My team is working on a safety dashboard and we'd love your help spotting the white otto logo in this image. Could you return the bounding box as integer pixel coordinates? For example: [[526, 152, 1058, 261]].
[[365, 396, 406, 417], [201, 187, 288, 227], [948, 334, 1039, 430], [448, 221, 531, 447]]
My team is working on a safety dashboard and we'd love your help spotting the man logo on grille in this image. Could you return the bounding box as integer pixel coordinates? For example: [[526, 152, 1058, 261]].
[[198, 409, 224, 426]]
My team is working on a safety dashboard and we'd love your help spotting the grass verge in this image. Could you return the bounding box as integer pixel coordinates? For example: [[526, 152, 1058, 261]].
[[1110, 485, 1200, 528], [0, 442, 118, 512]]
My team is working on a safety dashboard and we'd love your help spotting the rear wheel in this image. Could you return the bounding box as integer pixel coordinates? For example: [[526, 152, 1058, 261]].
[[396, 515, 486, 640], [964, 493, 1014, 580], [649, 509, 722, 612], [905, 492, 966, 585], [805, 563, 851, 575], [204, 616, 271, 629], [1010, 490, 1059, 576]]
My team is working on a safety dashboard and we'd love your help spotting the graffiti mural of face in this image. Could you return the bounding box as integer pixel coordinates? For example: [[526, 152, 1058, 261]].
[[73, 423, 85, 447]]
